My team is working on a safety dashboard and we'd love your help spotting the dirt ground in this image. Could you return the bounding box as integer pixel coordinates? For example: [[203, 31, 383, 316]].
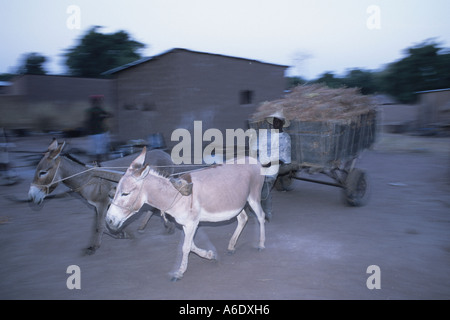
[[0, 131, 449, 300]]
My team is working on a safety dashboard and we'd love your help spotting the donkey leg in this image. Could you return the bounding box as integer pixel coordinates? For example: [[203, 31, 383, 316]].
[[161, 210, 175, 234], [227, 209, 248, 254], [248, 199, 266, 251], [191, 242, 216, 260], [172, 222, 197, 281], [86, 203, 107, 255], [137, 210, 153, 232], [138, 210, 175, 234]]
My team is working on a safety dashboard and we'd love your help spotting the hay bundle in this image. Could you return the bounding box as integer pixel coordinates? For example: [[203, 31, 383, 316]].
[[251, 84, 375, 124]]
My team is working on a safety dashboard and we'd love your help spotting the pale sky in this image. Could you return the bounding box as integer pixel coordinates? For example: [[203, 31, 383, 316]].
[[1, 0, 449, 79]]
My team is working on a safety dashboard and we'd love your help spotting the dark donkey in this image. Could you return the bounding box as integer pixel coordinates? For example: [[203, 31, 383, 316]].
[[28, 139, 176, 254]]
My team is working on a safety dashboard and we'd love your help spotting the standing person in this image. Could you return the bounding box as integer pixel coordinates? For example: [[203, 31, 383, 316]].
[[0, 128, 19, 185], [85, 95, 112, 163], [251, 110, 291, 221]]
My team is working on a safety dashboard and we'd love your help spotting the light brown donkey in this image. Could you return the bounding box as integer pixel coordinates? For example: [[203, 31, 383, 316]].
[[106, 147, 266, 281]]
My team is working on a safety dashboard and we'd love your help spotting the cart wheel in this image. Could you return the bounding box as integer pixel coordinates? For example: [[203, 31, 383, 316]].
[[344, 169, 369, 207]]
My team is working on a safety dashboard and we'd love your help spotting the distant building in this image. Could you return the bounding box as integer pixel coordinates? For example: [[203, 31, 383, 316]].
[[0, 81, 11, 94], [1, 48, 288, 142], [416, 88, 450, 128], [0, 74, 113, 132], [104, 48, 288, 145]]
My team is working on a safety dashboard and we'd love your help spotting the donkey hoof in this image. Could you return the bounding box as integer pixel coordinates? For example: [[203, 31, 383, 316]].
[[166, 224, 175, 235], [125, 232, 135, 239], [227, 249, 236, 256], [170, 271, 183, 282], [206, 250, 217, 260], [85, 246, 97, 255], [257, 246, 265, 252]]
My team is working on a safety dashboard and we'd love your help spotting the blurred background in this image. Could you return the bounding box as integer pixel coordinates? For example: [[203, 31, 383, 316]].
[[0, 0, 449, 158], [1, 1, 449, 300]]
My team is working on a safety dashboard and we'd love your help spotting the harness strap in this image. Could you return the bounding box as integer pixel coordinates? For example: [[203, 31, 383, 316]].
[[31, 160, 62, 194], [32, 165, 99, 192]]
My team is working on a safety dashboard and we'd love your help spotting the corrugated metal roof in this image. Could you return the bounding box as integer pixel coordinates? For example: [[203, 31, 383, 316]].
[[101, 56, 154, 75], [415, 88, 450, 94], [102, 48, 289, 75]]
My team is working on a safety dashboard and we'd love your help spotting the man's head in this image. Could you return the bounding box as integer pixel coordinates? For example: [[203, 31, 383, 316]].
[[272, 117, 285, 130], [266, 110, 289, 131], [90, 95, 104, 107]]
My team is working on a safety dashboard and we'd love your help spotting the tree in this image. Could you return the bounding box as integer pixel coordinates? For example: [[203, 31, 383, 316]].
[[286, 76, 307, 89], [314, 72, 343, 88], [18, 52, 48, 75], [0, 73, 15, 81], [381, 39, 450, 102], [311, 40, 450, 100], [64, 26, 146, 78], [341, 69, 378, 95]]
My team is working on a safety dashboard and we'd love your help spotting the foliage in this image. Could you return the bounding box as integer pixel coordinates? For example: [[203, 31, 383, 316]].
[[17, 52, 48, 75], [310, 40, 450, 102], [341, 69, 378, 95], [0, 73, 15, 81], [380, 40, 450, 102], [286, 76, 307, 88], [313, 69, 384, 96], [314, 72, 343, 89], [64, 26, 145, 78]]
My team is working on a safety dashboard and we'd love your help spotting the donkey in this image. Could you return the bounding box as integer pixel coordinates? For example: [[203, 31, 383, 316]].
[[28, 139, 175, 254], [106, 147, 267, 281]]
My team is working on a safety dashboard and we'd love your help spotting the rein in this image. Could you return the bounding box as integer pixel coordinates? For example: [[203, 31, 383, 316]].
[[31, 156, 127, 193], [31, 163, 99, 193], [109, 177, 146, 214], [33, 154, 208, 204], [110, 171, 184, 215], [31, 159, 62, 194]]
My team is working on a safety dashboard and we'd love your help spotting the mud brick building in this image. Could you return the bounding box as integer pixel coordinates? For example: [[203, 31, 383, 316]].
[[1, 48, 288, 143], [0, 75, 113, 132], [415, 88, 450, 129], [104, 48, 288, 145]]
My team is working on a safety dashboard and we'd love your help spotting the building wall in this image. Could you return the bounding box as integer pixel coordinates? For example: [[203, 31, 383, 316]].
[[114, 49, 287, 146], [417, 89, 450, 126], [114, 50, 182, 141], [176, 50, 286, 133], [0, 75, 114, 131], [0, 95, 29, 129]]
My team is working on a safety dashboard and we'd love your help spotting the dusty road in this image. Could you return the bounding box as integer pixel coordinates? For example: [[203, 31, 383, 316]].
[[0, 133, 449, 299]]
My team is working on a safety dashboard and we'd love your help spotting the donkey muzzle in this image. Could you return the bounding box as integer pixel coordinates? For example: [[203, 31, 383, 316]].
[[28, 185, 46, 205], [106, 205, 127, 233]]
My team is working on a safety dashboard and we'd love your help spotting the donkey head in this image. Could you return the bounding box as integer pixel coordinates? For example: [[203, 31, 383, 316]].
[[28, 140, 65, 204], [106, 147, 151, 232]]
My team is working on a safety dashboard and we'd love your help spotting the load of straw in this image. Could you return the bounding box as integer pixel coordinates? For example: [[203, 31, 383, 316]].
[[251, 84, 375, 124]]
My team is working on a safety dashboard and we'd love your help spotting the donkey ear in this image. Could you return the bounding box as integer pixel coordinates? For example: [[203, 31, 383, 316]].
[[49, 141, 65, 159], [130, 146, 147, 169], [136, 164, 151, 180], [48, 139, 59, 151]]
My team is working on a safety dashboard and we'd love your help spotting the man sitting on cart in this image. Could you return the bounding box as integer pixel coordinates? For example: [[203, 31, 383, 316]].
[[250, 110, 292, 221]]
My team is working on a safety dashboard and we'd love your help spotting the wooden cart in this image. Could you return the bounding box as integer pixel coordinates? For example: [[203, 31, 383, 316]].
[[250, 109, 377, 206]]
